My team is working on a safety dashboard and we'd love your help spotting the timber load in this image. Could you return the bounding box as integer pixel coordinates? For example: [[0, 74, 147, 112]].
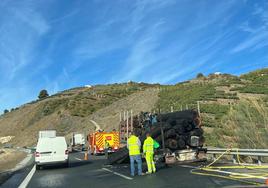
[[108, 110, 204, 164]]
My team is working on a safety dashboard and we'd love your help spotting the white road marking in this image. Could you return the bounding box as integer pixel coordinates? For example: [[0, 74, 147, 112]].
[[75, 157, 83, 161], [18, 165, 36, 188], [102, 168, 133, 180]]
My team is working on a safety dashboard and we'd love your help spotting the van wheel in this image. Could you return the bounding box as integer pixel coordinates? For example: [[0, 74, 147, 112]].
[[36, 165, 40, 170], [64, 163, 69, 168], [64, 161, 69, 168]]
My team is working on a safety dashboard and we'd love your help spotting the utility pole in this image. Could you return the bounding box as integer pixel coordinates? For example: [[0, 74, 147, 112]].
[[130, 110, 133, 133], [126, 111, 129, 138], [160, 117, 165, 152]]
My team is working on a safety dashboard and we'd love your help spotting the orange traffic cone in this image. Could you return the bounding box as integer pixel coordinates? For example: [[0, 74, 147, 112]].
[[266, 179, 268, 185], [84, 152, 88, 160]]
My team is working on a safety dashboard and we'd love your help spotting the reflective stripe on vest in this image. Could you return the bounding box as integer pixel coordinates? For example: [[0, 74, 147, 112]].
[[143, 137, 154, 153], [128, 136, 140, 156]]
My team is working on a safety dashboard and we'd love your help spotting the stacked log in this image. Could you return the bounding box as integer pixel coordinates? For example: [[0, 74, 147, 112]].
[[108, 110, 204, 164]]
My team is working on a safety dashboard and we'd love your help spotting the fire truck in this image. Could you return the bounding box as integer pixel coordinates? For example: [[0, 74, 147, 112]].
[[88, 131, 120, 155]]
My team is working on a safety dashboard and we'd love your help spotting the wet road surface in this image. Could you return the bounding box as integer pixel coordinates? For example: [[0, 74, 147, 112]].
[[1, 152, 249, 188]]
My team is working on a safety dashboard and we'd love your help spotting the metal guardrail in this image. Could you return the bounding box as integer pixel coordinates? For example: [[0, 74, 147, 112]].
[[205, 148, 268, 165], [206, 148, 268, 157]]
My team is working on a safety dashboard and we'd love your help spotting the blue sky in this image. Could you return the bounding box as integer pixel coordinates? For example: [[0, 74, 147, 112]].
[[0, 0, 267, 112]]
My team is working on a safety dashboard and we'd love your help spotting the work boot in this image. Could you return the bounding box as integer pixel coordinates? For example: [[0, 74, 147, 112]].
[[146, 171, 152, 174]]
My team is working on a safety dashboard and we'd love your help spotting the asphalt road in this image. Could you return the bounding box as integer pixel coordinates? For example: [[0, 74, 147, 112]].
[[1, 152, 250, 188]]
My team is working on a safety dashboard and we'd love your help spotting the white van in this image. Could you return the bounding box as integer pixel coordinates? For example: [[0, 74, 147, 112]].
[[38, 130, 56, 139], [35, 137, 69, 170], [70, 133, 85, 151]]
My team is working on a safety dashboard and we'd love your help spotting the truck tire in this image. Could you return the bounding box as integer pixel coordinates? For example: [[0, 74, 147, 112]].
[[174, 125, 185, 135], [64, 161, 69, 168], [190, 128, 204, 137], [36, 165, 40, 170], [164, 129, 177, 138], [158, 110, 199, 122], [177, 138, 186, 149], [165, 139, 178, 150]]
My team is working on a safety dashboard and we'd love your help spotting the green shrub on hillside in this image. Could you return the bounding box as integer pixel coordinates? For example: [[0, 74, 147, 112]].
[[240, 68, 268, 84], [156, 84, 217, 112], [66, 83, 155, 117], [219, 100, 268, 148], [200, 104, 230, 120], [231, 85, 268, 94], [38, 89, 49, 99], [42, 99, 68, 116]]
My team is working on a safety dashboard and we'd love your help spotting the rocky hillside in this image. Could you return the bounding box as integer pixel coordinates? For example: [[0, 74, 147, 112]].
[[0, 83, 159, 147], [0, 68, 267, 148]]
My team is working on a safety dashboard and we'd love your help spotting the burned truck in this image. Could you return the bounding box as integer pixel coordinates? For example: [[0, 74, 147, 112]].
[[108, 110, 205, 165]]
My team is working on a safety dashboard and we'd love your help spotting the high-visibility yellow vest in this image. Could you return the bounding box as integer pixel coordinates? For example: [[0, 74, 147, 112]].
[[143, 136, 154, 154], [105, 141, 110, 149], [128, 135, 140, 156]]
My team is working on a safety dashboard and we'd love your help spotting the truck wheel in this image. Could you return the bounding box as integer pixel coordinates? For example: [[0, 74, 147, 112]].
[[64, 162, 69, 168], [36, 165, 40, 170]]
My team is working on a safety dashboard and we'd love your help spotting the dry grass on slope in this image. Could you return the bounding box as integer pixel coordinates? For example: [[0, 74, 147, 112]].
[[0, 88, 159, 147], [89, 88, 159, 131], [219, 99, 268, 149]]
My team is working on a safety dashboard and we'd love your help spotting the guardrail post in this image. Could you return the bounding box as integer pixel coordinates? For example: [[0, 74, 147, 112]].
[[213, 154, 216, 160], [258, 156, 262, 165], [232, 155, 237, 164]]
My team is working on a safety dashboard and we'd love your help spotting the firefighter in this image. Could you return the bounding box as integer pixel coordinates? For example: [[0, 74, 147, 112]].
[[143, 133, 156, 174], [104, 140, 110, 159], [127, 131, 143, 176]]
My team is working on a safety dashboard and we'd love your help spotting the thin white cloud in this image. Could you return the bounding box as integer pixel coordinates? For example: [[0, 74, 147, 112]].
[[0, 1, 50, 80], [73, 0, 176, 66], [232, 2, 268, 53], [231, 32, 268, 53], [239, 21, 256, 33], [11, 7, 50, 35], [113, 0, 236, 83]]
